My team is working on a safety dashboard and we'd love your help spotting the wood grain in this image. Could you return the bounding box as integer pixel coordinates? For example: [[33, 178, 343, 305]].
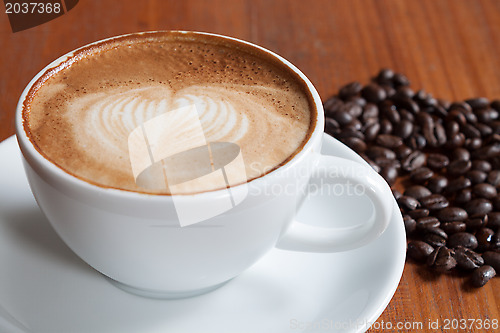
[[1, 0, 499, 331]]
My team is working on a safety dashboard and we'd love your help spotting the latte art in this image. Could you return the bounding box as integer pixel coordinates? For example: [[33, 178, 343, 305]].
[[23, 32, 316, 194], [68, 85, 253, 159]]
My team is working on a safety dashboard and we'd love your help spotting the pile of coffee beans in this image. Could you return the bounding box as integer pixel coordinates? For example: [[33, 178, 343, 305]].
[[324, 69, 500, 288]]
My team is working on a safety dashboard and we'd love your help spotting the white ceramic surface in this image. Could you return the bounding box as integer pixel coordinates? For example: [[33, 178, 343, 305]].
[[0, 134, 406, 333]]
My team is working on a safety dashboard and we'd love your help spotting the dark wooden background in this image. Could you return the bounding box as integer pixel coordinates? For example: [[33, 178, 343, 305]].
[[1, 0, 499, 331]]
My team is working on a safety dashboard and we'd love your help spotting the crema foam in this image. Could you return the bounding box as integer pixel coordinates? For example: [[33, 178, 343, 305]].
[[23, 32, 316, 194]]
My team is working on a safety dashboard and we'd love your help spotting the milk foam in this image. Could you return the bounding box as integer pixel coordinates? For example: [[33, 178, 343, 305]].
[[24, 32, 315, 194]]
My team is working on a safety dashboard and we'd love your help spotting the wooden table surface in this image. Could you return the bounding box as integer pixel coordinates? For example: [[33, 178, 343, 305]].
[[1, 0, 499, 332]]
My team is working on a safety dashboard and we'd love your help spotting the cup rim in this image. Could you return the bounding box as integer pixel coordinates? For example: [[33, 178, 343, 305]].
[[16, 30, 325, 201]]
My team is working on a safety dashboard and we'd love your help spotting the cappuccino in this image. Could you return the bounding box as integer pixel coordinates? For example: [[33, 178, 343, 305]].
[[23, 32, 316, 194]]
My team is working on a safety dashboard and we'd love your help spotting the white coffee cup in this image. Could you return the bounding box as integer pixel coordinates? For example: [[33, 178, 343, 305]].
[[16, 31, 394, 299]]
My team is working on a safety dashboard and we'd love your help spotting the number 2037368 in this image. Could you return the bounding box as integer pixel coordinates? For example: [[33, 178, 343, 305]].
[[5, 2, 62, 14]]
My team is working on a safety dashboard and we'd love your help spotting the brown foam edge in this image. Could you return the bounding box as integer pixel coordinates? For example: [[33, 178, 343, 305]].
[[22, 31, 318, 195]]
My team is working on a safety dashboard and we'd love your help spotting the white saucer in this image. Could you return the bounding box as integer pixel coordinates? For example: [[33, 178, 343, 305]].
[[0, 134, 406, 333]]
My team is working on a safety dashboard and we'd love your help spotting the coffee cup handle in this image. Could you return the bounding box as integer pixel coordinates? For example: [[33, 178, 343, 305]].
[[276, 155, 394, 252]]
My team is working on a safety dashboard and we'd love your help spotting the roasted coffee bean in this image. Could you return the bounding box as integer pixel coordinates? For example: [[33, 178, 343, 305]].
[[379, 118, 393, 134], [448, 232, 478, 249], [383, 85, 396, 98], [446, 132, 466, 148], [446, 120, 460, 137], [408, 208, 430, 219], [395, 86, 414, 99], [454, 188, 472, 205], [425, 226, 448, 239], [342, 101, 363, 118], [374, 157, 401, 169], [472, 142, 500, 159], [476, 108, 497, 123], [416, 216, 440, 230], [410, 134, 427, 150], [403, 215, 417, 234], [325, 117, 340, 134], [417, 112, 437, 145], [379, 166, 398, 186], [472, 183, 497, 199], [487, 212, 500, 229], [427, 246, 457, 272], [471, 265, 496, 287], [451, 147, 471, 162], [375, 68, 394, 85], [397, 196, 421, 211], [465, 137, 483, 150], [444, 177, 471, 194], [404, 185, 432, 200], [482, 251, 500, 271], [407, 241, 434, 262], [420, 194, 449, 210], [487, 170, 500, 186], [465, 97, 490, 110], [324, 96, 343, 116], [451, 100, 473, 113], [414, 89, 429, 104], [395, 145, 412, 160], [393, 119, 413, 140], [441, 222, 467, 234], [448, 160, 472, 176], [401, 150, 426, 172], [426, 175, 449, 194], [426, 153, 449, 170], [375, 134, 403, 148], [393, 72, 410, 87], [341, 137, 367, 153], [465, 198, 493, 216], [362, 103, 379, 119], [338, 81, 362, 100], [447, 109, 467, 126], [344, 118, 362, 131], [366, 146, 396, 160], [476, 227, 494, 252], [424, 233, 447, 248], [465, 214, 488, 230], [465, 170, 487, 185], [410, 167, 434, 184], [473, 159, 492, 173], [361, 83, 387, 103], [437, 207, 468, 222], [434, 104, 449, 118], [337, 129, 364, 140], [461, 123, 481, 138], [474, 122, 493, 137], [434, 122, 447, 146], [380, 101, 401, 124], [346, 96, 367, 107], [454, 246, 484, 270], [364, 122, 380, 141], [399, 109, 415, 122], [330, 110, 354, 126]]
